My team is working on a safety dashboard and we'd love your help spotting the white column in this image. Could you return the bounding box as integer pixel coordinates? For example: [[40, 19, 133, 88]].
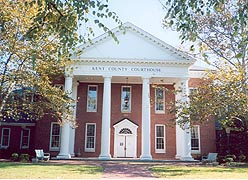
[[140, 77, 152, 160], [57, 75, 73, 159], [175, 81, 184, 159], [69, 81, 79, 157], [99, 76, 112, 159], [175, 78, 193, 161]]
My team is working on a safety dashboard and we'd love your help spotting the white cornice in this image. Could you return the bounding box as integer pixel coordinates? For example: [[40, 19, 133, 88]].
[[71, 58, 195, 66]]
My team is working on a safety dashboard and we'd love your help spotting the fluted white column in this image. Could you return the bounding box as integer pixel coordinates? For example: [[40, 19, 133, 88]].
[[140, 77, 152, 160], [57, 75, 73, 159], [99, 76, 112, 159], [175, 78, 193, 160]]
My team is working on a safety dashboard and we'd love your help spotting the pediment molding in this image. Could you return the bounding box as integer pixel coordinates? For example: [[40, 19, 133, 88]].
[[72, 58, 194, 66], [73, 22, 196, 64], [113, 118, 138, 128]]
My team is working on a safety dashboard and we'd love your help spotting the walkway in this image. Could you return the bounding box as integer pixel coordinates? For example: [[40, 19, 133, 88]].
[[47, 159, 199, 179], [101, 162, 156, 179]]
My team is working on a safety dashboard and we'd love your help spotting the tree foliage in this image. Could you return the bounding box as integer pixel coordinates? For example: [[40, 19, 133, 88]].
[[163, 0, 248, 127], [176, 66, 248, 129], [163, 0, 247, 68], [0, 0, 120, 124]]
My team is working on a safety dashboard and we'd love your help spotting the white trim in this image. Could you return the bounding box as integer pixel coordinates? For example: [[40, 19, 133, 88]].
[[121, 86, 132, 113], [72, 58, 195, 65], [86, 85, 98, 112], [155, 124, 166, 153], [113, 119, 138, 158], [85, 123, 96, 152], [49, 122, 61, 151], [20, 128, 30, 149], [191, 125, 201, 154], [155, 88, 165, 114], [1, 128, 11, 148]]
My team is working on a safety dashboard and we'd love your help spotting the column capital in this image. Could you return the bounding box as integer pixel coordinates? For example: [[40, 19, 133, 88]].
[[65, 73, 73, 78], [174, 78, 189, 89], [102, 75, 112, 79], [141, 76, 151, 80]]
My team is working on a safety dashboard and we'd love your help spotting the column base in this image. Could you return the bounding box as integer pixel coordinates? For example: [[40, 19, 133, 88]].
[[180, 156, 194, 161], [56, 154, 71, 159], [175, 155, 181, 159], [70, 153, 75, 157], [99, 154, 111, 160], [140, 155, 152, 161]]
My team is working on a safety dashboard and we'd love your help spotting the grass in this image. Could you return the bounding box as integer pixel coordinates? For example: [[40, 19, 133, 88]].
[[0, 162, 102, 179], [151, 165, 248, 179]]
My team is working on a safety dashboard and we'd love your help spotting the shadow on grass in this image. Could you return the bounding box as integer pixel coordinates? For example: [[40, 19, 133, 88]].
[[0, 162, 102, 175], [151, 165, 248, 178]]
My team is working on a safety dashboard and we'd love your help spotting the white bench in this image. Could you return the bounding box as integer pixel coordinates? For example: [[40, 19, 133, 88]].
[[35, 149, 50, 161]]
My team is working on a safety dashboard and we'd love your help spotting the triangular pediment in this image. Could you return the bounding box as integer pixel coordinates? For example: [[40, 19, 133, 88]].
[[113, 118, 138, 128], [72, 22, 195, 64]]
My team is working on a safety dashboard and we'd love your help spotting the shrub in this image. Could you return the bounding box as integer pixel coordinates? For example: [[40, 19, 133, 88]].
[[238, 154, 246, 162], [11, 153, 19, 161], [19, 154, 30, 162]]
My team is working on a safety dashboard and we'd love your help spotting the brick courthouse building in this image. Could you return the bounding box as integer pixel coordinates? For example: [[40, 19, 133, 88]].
[[0, 23, 216, 160]]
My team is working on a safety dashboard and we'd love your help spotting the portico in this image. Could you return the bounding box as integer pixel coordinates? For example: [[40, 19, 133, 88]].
[[57, 22, 195, 160]]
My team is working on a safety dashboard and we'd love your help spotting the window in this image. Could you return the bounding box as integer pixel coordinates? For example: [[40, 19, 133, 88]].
[[20, 129, 30, 149], [155, 88, 165, 113], [85, 123, 96, 152], [1, 128, 10, 148], [87, 85, 98, 112], [191, 125, 200, 153], [50, 122, 61, 151], [121, 86, 131, 112], [155, 125, 166, 153]]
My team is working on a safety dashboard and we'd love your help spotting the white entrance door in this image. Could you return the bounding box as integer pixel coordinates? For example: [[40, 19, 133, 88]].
[[113, 119, 138, 158], [116, 134, 135, 158]]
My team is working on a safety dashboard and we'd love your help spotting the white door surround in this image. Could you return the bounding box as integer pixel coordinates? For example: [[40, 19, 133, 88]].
[[113, 118, 138, 158]]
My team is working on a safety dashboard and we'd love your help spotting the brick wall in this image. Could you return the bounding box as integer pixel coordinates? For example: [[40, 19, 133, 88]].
[[32, 78, 216, 159]]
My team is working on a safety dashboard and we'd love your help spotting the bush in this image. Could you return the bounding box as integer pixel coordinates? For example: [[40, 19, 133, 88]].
[[238, 154, 246, 162], [11, 153, 19, 161], [19, 154, 30, 162]]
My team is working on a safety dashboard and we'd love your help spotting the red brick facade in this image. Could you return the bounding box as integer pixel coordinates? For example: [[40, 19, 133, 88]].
[[0, 79, 216, 160]]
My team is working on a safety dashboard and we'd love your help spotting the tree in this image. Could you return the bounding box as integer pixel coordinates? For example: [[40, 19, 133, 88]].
[[163, 0, 248, 128], [0, 0, 120, 124]]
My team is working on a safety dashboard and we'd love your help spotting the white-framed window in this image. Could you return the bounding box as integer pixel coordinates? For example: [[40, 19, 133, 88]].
[[155, 124, 166, 153], [191, 125, 201, 154], [121, 86, 131, 112], [50, 122, 61, 151], [20, 129, 30, 149], [155, 88, 165, 113], [85, 123, 96, 152], [1, 128, 10, 148], [87, 85, 98, 112]]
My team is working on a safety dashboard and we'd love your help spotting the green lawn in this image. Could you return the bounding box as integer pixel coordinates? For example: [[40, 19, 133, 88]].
[[151, 165, 248, 179], [0, 162, 102, 179]]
